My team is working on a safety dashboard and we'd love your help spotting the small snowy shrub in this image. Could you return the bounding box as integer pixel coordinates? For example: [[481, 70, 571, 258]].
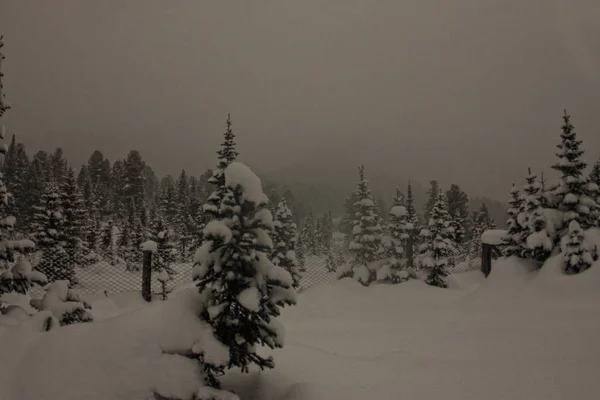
[[30, 280, 93, 326]]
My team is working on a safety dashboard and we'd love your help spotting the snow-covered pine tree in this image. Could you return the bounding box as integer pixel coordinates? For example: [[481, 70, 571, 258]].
[[300, 209, 315, 256], [192, 162, 296, 389], [405, 181, 420, 268], [159, 177, 178, 226], [85, 215, 100, 256], [50, 148, 68, 185], [148, 214, 176, 277], [550, 111, 599, 272], [337, 165, 383, 286], [100, 219, 117, 265], [118, 198, 139, 270], [551, 111, 599, 231], [202, 114, 239, 224], [175, 169, 190, 259], [33, 183, 75, 284], [0, 36, 26, 269], [521, 169, 554, 264], [424, 180, 440, 222], [378, 188, 410, 283], [61, 167, 88, 267], [418, 190, 454, 288], [502, 183, 528, 258], [108, 160, 126, 220], [123, 150, 146, 209], [446, 184, 469, 243], [270, 197, 301, 288]]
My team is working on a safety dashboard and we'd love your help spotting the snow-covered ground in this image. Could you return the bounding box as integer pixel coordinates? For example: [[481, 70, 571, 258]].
[[2, 255, 600, 399]]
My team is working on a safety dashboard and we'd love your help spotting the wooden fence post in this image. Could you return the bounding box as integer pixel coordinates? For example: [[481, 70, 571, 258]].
[[481, 243, 492, 277], [142, 250, 152, 302]]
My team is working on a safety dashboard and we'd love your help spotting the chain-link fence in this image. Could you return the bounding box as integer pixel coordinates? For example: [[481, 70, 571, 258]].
[[298, 239, 484, 292], [1, 238, 485, 301]]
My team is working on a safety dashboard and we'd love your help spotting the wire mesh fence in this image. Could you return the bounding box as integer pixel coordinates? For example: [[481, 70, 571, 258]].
[[2, 239, 485, 301]]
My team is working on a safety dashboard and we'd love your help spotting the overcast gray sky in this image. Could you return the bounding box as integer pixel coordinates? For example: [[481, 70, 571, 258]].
[[1, 0, 599, 200]]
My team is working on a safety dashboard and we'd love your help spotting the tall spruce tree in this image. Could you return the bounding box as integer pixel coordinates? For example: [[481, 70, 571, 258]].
[[50, 148, 68, 185], [424, 180, 440, 222], [100, 219, 117, 265], [337, 166, 383, 286], [175, 169, 190, 258], [118, 198, 140, 271], [300, 209, 315, 255], [551, 111, 599, 272], [270, 197, 301, 288], [405, 181, 420, 268], [33, 183, 75, 284], [418, 190, 454, 288], [123, 150, 146, 208], [502, 184, 527, 258], [159, 177, 178, 225], [378, 188, 410, 283], [61, 167, 88, 266], [551, 111, 599, 231], [446, 184, 469, 243], [192, 162, 295, 389], [109, 160, 126, 220], [0, 37, 32, 268], [187, 178, 203, 251]]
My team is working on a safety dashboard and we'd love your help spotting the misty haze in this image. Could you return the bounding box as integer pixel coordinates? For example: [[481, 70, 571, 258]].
[[1, 1, 600, 400]]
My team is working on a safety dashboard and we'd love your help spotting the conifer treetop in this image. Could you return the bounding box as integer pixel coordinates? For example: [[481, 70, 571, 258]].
[[552, 111, 586, 177], [0, 35, 10, 119]]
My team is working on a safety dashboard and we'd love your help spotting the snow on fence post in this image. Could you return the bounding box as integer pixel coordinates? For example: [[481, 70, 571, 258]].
[[481, 229, 507, 277], [141, 240, 157, 302]]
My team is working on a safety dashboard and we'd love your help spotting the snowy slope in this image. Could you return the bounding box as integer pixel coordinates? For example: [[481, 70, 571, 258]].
[[2, 258, 600, 399]]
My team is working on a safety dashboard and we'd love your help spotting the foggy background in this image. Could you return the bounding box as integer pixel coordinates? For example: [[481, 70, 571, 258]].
[[1, 0, 599, 205]]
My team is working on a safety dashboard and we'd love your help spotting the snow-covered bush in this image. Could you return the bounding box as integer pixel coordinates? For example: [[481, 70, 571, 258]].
[[156, 270, 173, 300], [30, 280, 93, 326], [270, 198, 301, 288]]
